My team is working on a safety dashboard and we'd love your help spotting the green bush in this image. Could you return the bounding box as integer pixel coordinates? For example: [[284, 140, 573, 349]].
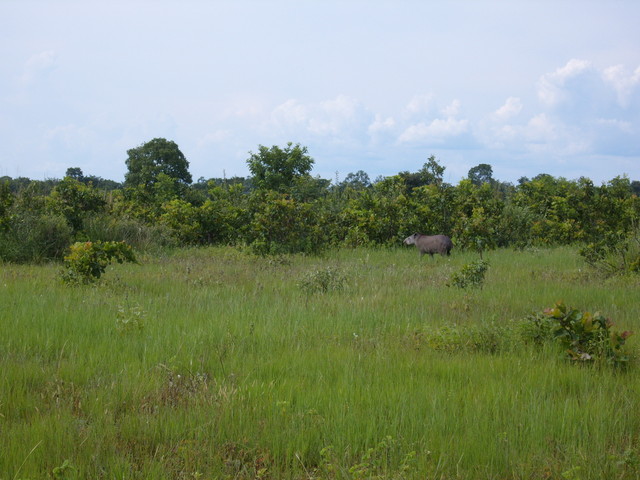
[[525, 301, 634, 367], [0, 213, 72, 263], [248, 191, 327, 256], [82, 214, 176, 251], [448, 259, 490, 289], [579, 228, 640, 276], [61, 241, 138, 284], [46, 176, 107, 232]]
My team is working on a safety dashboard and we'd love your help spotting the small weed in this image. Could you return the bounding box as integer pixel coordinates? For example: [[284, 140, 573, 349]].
[[299, 266, 347, 294], [415, 320, 519, 354], [149, 365, 212, 409], [561, 465, 582, 480], [318, 436, 415, 480], [265, 254, 292, 268], [41, 377, 82, 414], [115, 303, 146, 333], [448, 260, 489, 289], [52, 459, 75, 479]]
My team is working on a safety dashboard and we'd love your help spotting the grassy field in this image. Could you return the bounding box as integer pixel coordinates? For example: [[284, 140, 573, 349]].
[[1, 246, 639, 479]]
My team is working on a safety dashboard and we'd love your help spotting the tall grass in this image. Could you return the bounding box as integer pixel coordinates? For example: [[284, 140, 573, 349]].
[[1, 246, 638, 479]]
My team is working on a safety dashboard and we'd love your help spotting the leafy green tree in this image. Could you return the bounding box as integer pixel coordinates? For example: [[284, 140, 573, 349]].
[[158, 199, 201, 244], [452, 179, 504, 253], [246, 142, 314, 192], [593, 176, 640, 240], [0, 180, 13, 231], [512, 175, 626, 245], [398, 155, 447, 191], [419, 155, 446, 186], [65, 168, 122, 190], [409, 183, 455, 236], [247, 190, 327, 255], [47, 177, 107, 232], [200, 183, 251, 244], [124, 138, 192, 202], [65, 167, 84, 181], [291, 175, 331, 202], [338, 176, 414, 246], [467, 163, 494, 186], [12, 181, 48, 214], [495, 203, 535, 248], [340, 170, 371, 190]]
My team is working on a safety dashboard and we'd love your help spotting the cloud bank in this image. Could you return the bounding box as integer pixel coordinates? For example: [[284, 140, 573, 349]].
[[199, 59, 638, 181]]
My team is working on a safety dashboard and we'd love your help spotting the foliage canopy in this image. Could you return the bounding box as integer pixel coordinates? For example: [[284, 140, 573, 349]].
[[246, 142, 314, 192], [124, 138, 192, 203]]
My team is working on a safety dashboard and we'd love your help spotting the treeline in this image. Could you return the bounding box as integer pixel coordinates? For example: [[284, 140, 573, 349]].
[[1, 138, 639, 262]]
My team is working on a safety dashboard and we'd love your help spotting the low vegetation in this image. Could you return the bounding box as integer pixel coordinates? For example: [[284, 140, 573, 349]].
[[1, 140, 639, 478], [448, 259, 490, 289], [1, 246, 638, 479], [61, 240, 137, 284]]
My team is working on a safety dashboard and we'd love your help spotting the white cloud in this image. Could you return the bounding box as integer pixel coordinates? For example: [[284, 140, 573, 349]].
[[198, 129, 232, 146], [399, 117, 469, 143], [525, 114, 557, 142], [404, 94, 434, 116], [308, 95, 366, 136], [397, 98, 469, 144], [266, 95, 372, 144], [20, 51, 57, 85], [493, 97, 522, 121], [368, 114, 396, 135], [537, 59, 591, 106], [595, 117, 633, 134], [602, 64, 640, 108], [479, 111, 585, 155], [44, 123, 95, 149], [270, 99, 308, 129], [441, 99, 462, 117]]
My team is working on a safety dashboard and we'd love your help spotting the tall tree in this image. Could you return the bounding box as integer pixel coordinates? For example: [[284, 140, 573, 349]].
[[341, 170, 371, 190], [468, 163, 494, 186], [246, 142, 314, 192], [65, 167, 84, 181], [0, 180, 13, 231], [419, 155, 446, 186], [124, 138, 192, 199]]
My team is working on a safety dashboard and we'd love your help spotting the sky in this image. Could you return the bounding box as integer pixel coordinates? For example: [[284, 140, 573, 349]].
[[1, 0, 639, 185]]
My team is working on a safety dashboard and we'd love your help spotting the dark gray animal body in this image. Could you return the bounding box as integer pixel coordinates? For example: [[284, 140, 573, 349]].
[[404, 233, 453, 257]]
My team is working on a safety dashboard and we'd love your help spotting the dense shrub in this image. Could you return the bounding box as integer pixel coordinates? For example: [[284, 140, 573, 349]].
[[495, 204, 535, 248], [448, 260, 489, 289], [46, 177, 107, 232], [2, 161, 639, 259], [61, 241, 138, 284], [248, 191, 327, 256], [0, 213, 72, 263], [579, 227, 640, 276], [82, 214, 176, 251], [525, 301, 634, 367]]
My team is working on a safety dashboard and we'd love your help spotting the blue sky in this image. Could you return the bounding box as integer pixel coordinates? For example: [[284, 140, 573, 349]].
[[1, 1, 639, 185]]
